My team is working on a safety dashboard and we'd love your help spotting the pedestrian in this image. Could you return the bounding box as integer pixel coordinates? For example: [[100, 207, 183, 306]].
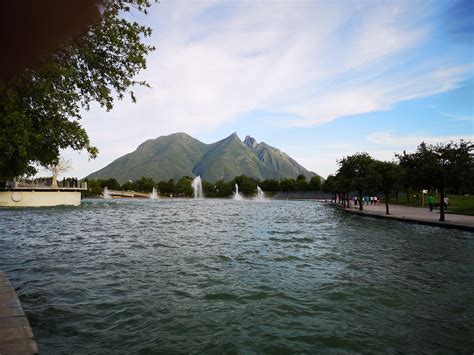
[[370, 196, 374, 205], [364, 196, 369, 206], [373, 196, 378, 204], [354, 196, 358, 206], [443, 196, 449, 211], [428, 194, 434, 212]]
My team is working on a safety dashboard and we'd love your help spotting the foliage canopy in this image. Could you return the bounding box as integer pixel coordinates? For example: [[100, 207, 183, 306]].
[[0, 0, 155, 180], [325, 139, 473, 217]]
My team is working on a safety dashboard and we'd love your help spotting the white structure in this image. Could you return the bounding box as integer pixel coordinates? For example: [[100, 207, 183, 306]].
[[0, 179, 86, 207]]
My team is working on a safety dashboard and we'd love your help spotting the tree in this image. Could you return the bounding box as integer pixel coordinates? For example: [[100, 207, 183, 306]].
[[121, 180, 136, 191], [234, 175, 259, 196], [176, 176, 193, 197], [0, 1, 155, 180], [371, 160, 402, 215], [399, 141, 473, 221], [398, 148, 427, 203], [103, 178, 121, 191], [214, 180, 234, 197], [260, 179, 280, 191], [158, 179, 176, 196], [309, 176, 322, 191], [135, 176, 156, 193], [84, 179, 103, 196], [337, 153, 375, 211], [322, 175, 337, 202], [280, 178, 297, 192], [45, 157, 72, 188], [295, 174, 309, 191], [334, 172, 352, 207]]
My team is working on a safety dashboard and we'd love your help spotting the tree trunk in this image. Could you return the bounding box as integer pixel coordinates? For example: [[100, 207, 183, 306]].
[[359, 191, 363, 211], [385, 191, 390, 215], [439, 185, 445, 222], [52, 175, 58, 188], [395, 191, 399, 203]]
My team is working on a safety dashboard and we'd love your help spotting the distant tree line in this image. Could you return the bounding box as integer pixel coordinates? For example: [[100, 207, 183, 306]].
[[322, 140, 473, 221], [83, 174, 323, 198]]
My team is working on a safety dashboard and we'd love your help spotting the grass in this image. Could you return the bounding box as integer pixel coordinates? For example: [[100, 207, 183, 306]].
[[389, 193, 474, 216]]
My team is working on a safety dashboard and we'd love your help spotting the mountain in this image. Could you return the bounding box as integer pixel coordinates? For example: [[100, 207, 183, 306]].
[[86, 133, 320, 183], [87, 133, 207, 182]]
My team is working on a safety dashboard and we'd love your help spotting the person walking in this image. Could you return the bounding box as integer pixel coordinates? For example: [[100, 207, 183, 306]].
[[443, 196, 449, 211], [428, 194, 434, 212]]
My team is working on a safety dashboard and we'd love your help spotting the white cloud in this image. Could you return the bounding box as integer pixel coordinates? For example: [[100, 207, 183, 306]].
[[289, 132, 474, 178], [366, 131, 473, 148], [127, 0, 469, 130], [68, 0, 472, 178], [441, 112, 474, 121]]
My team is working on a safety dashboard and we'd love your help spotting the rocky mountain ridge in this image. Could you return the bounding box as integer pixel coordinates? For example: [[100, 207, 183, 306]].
[[86, 132, 320, 183]]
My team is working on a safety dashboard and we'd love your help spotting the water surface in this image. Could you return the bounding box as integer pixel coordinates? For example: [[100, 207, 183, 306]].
[[1, 199, 473, 353]]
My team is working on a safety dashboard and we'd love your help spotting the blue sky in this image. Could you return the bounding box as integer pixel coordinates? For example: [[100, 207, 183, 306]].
[[65, 0, 473, 179]]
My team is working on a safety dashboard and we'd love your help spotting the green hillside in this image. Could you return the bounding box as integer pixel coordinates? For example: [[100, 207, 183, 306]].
[[87, 133, 208, 182], [193, 133, 263, 181], [246, 138, 315, 180], [86, 132, 320, 183]]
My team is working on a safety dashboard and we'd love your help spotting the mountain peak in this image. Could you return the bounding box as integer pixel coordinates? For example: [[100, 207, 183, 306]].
[[222, 132, 241, 141], [168, 132, 192, 139], [243, 135, 258, 148]]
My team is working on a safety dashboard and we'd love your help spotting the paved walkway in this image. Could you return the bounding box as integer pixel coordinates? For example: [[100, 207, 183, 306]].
[[340, 203, 474, 231], [0, 272, 38, 354]]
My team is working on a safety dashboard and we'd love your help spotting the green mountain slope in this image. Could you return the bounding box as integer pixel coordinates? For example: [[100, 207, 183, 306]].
[[193, 133, 263, 181], [86, 132, 320, 183], [86, 133, 208, 182], [243, 136, 315, 180]]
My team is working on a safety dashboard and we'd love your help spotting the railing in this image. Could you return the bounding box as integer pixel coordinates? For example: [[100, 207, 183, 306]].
[[6, 178, 87, 190]]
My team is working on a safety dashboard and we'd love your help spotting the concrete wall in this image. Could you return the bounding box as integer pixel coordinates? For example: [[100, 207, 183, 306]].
[[272, 191, 332, 200], [0, 191, 81, 207]]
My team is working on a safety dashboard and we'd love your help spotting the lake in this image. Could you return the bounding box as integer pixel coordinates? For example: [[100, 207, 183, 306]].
[[0, 199, 473, 353]]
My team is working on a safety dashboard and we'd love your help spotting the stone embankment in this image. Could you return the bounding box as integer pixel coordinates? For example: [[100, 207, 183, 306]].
[[0, 272, 38, 354]]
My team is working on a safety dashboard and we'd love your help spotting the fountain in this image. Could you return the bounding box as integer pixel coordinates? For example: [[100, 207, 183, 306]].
[[192, 176, 204, 199], [150, 187, 158, 200], [103, 187, 112, 200], [256, 185, 266, 200], [233, 183, 243, 200]]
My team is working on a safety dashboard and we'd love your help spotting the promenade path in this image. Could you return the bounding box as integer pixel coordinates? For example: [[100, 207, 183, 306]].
[[341, 203, 474, 232]]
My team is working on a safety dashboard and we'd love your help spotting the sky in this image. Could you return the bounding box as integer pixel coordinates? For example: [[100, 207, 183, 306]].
[[63, 0, 473, 179]]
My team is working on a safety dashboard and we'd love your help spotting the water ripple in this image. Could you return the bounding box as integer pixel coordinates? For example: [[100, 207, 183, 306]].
[[0, 199, 473, 353]]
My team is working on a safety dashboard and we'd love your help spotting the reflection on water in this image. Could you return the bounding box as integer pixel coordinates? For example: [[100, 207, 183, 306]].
[[1, 199, 473, 353]]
